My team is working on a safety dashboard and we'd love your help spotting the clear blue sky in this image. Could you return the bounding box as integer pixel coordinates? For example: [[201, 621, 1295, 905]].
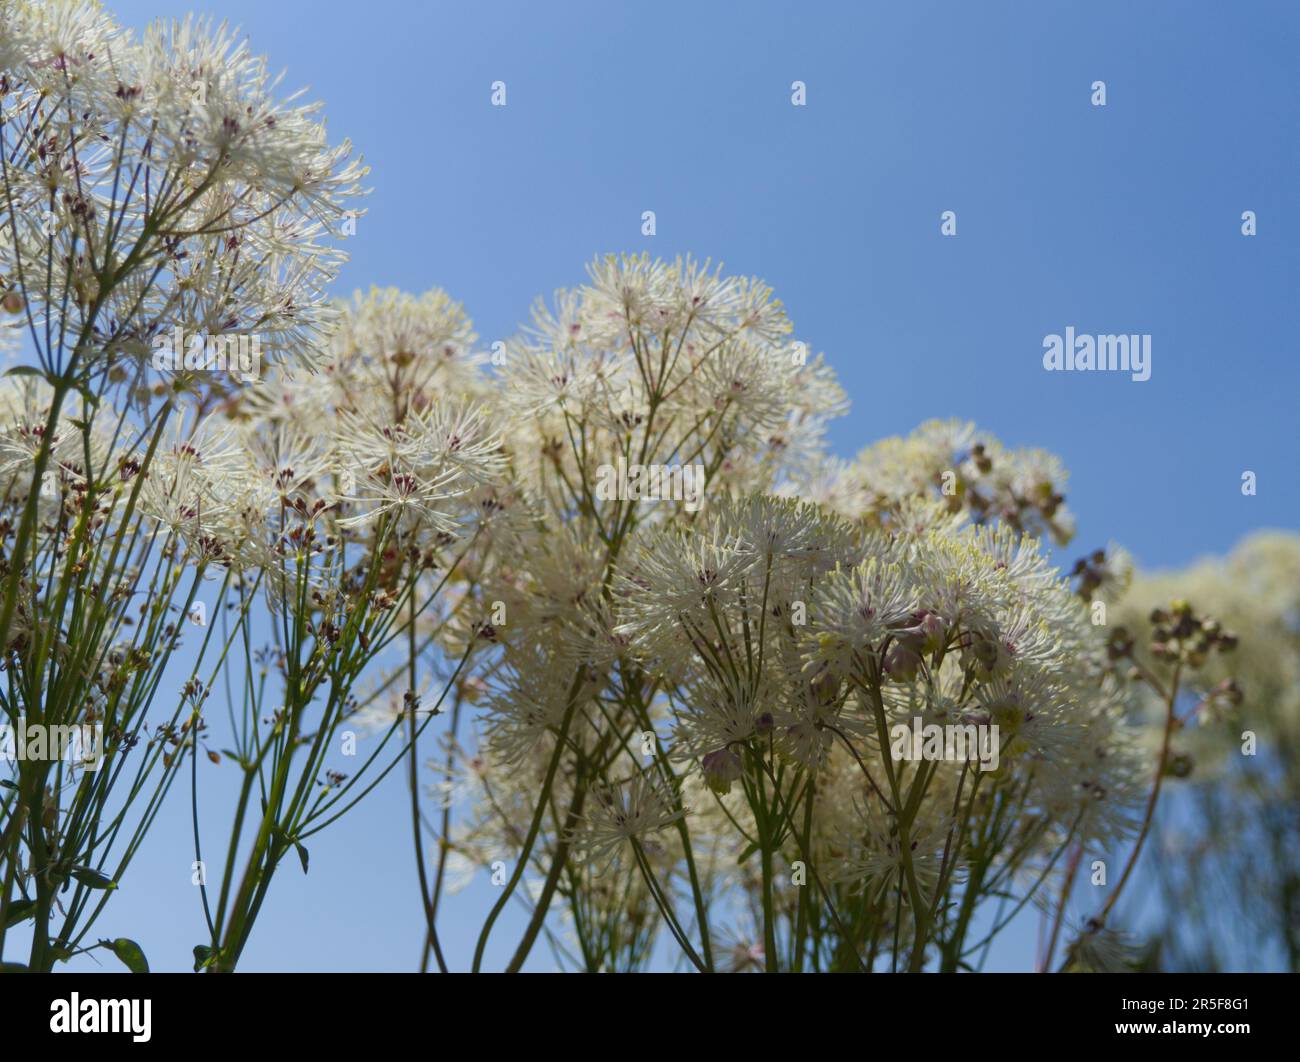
[[37, 0, 1298, 972]]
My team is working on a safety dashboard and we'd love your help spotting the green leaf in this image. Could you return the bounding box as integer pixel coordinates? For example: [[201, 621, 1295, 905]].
[[3, 366, 47, 380], [737, 841, 760, 864], [192, 944, 216, 972], [69, 865, 117, 890], [294, 841, 309, 875], [105, 937, 149, 974], [3, 898, 36, 928], [0, 779, 17, 789], [0, 962, 30, 973]]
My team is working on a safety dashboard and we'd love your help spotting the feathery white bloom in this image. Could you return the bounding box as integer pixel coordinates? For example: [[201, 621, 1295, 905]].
[[830, 793, 948, 902], [570, 773, 685, 873], [809, 554, 918, 667]]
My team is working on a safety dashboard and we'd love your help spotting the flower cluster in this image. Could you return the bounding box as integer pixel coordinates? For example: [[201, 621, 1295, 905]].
[[1, 3, 1244, 974], [431, 254, 1175, 973], [0, 3, 507, 975], [1113, 532, 1300, 970], [0, 3, 365, 386]]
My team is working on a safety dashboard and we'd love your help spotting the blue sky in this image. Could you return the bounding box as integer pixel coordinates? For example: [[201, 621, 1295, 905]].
[[31, 0, 1298, 972]]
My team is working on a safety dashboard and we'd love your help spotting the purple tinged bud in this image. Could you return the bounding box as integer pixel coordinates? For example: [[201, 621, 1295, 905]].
[[918, 611, 946, 653], [884, 644, 921, 682], [701, 748, 743, 795]]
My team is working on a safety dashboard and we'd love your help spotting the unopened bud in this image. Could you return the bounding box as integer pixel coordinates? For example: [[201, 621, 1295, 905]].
[[884, 644, 921, 682], [701, 748, 743, 795]]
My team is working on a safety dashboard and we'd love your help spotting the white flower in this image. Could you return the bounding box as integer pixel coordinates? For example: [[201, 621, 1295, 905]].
[[830, 792, 947, 903], [570, 773, 685, 873], [0, 4, 366, 377], [809, 554, 918, 668]]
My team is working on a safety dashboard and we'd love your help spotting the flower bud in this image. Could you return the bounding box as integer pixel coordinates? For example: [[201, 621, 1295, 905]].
[[701, 748, 743, 795], [915, 610, 947, 653], [809, 668, 841, 705], [884, 643, 921, 682]]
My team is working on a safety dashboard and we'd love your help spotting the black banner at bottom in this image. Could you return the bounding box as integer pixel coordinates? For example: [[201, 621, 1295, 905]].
[[0, 971, 1285, 1047]]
